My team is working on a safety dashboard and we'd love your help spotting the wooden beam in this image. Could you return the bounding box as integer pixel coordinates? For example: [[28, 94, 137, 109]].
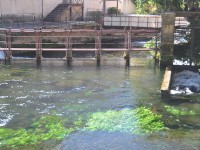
[[161, 67, 171, 97]]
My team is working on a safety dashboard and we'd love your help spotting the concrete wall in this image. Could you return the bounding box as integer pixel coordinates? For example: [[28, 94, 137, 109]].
[[160, 13, 175, 68]]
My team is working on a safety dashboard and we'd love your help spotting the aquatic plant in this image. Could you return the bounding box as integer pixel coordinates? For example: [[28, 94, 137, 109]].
[[85, 91, 93, 96], [73, 116, 84, 129], [0, 66, 32, 82], [0, 73, 11, 81], [0, 115, 74, 148], [0, 107, 166, 148], [165, 105, 196, 116], [10, 68, 31, 77], [143, 39, 160, 60], [85, 107, 165, 134], [143, 39, 156, 49]]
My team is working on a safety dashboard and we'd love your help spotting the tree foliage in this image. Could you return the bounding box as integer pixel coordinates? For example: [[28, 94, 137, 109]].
[[131, 0, 200, 65], [107, 7, 120, 15], [131, 0, 185, 14]]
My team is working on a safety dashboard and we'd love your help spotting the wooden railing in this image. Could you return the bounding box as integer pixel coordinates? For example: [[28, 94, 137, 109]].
[[0, 28, 159, 62]]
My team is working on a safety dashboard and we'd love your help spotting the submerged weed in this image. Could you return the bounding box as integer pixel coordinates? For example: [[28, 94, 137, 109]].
[[165, 105, 196, 116], [85, 107, 165, 134], [0, 115, 74, 148], [0, 107, 166, 148], [0, 66, 32, 82]]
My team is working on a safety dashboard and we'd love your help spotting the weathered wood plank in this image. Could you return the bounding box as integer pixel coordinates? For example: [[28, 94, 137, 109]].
[[161, 67, 172, 97]]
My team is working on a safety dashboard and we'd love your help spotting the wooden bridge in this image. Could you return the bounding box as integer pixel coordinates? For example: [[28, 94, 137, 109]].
[[0, 12, 195, 66], [0, 28, 159, 64]]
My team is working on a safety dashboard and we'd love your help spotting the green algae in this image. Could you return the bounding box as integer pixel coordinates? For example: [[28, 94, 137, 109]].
[[0, 107, 167, 149], [0, 65, 33, 82], [85, 107, 165, 134], [165, 105, 196, 116], [0, 115, 74, 148]]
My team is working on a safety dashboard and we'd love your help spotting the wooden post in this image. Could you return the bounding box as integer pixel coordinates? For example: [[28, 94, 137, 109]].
[[189, 23, 195, 65], [154, 35, 159, 64], [124, 31, 130, 66], [5, 28, 12, 62], [161, 67, 171, 98], [66, 30, 72, 64], [160, 13, 175, 68], [35, 29, 42, 62], [95, 31, 101, 65]]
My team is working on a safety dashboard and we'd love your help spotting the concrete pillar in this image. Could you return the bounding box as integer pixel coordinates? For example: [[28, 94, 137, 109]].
[[160, 13, 175, 68]]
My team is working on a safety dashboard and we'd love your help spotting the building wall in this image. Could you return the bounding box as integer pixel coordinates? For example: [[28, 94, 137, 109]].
[[0, 0, 62, 17], [56, 8, 70, 22], [84, 0, 135, 15], [0, 0, 135, 17], [58, 5, 83, 21]]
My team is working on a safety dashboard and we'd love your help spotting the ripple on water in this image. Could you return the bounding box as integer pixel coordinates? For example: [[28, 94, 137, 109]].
[[57, 131, 198, 150], [16, 103, 27, 107], [0, 96, 9, 99], [0, 82, 8, 86], [0, 114, 14, 127], [15, 95, 29, 100]]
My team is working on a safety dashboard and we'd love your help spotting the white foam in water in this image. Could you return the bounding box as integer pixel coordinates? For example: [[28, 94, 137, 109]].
[[170, 70, 200, 95], [0, 114, 14, 127], [173, 59, 194, 65]]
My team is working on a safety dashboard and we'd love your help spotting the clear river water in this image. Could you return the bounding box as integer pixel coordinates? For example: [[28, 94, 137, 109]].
[[0, 57, 200, 150]]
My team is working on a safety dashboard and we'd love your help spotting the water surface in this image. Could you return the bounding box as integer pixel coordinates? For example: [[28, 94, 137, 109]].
[[0, 58, 199, 150]]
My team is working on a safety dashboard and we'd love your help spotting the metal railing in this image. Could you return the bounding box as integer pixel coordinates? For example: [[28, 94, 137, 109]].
[[104, 15, 189, 28]]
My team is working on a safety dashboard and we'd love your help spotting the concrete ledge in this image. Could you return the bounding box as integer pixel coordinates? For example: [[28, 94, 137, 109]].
[[161, 67, 172, 97]]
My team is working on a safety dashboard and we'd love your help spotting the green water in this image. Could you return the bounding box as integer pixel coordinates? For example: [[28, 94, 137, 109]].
[[0, 58, 199, 150]]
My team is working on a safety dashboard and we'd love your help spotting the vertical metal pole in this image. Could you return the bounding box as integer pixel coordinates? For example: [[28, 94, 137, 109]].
[[116, 0, 118, 16], [41, 0, 44, 27], [82, 0, 84, 20], [190, 27, 195, 65], [0, 0, 2, 19], [103, 0, 106, 16]]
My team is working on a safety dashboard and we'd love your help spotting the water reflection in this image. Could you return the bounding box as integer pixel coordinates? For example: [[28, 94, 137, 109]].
[[0, 50, 4, 59]]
